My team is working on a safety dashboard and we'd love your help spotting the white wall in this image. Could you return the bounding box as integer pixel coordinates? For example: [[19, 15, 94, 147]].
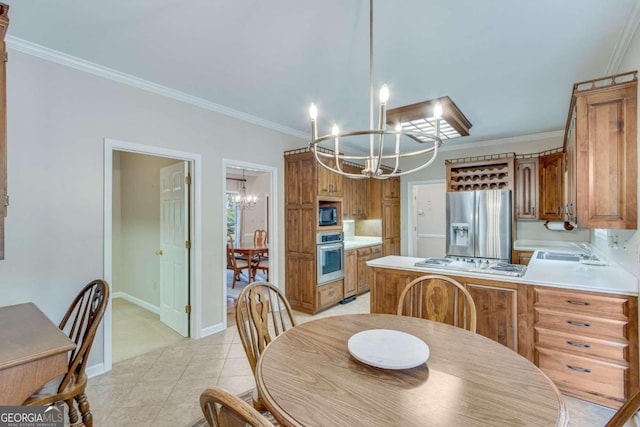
[[114, 152, 180, 308], [0, 51, 305, 369]]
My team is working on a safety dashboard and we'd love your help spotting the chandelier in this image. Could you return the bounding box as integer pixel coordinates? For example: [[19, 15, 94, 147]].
[[229, 169, 257, 210], [308, 0, 470, 179]]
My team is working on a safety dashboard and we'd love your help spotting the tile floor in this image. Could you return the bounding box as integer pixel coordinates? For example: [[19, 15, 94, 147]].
[[91, 291, 621, 426]]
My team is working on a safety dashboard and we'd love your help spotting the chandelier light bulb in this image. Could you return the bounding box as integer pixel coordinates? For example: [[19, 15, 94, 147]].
[[434, 102, 443, 118], [309, 103, 318, 120], [379, 84, 390, 104], [331, 124, 340, 135]]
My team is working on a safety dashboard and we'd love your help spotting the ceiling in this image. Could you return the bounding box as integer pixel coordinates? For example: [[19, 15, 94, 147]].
[[5, 0, 639, 150]]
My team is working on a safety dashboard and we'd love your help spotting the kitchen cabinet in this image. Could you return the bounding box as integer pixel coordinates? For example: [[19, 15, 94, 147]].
[[382, 177, 400, 200], [382, 200, 400, 256], [512, 250, 534, 266], [344, 249, 357, 298], [515, 158, 538, 220], [317, 280, 344, 310], [533, 286, 639, 408], [569, 73, 637, 229], [446, 156, 515, 192], [356, 244, 383, 294], [0, 4, 8, 260], [538, 152, 565, 221], [369, 267, 531, 359], [563, 112, 577, 223], [317, 157, 343, 197], [343, 164, 369, 219]]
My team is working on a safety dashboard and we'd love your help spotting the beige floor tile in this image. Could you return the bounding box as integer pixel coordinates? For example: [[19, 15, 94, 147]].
[[182, 358, 226, 379], [191, 343, 231, 361], [215, 375, 258, 396], [220, 357, 253, 377], [166, 375, 219, 407], [152, 402, 204, 427], [227, 342, 247, 358], [101, 404, 163, 427], [142, 362, 187, 382], [123, 379, 177, 407]]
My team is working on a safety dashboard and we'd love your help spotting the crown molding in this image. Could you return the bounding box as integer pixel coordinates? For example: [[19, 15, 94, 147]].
[[6, 36, 309, 140], [605, 1, 640, 75], [440, 130, 564, 152]]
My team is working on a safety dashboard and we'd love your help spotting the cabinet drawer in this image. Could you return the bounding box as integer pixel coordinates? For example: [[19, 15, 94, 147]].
[[535, 308, 628, 339], [536, 347, 627, 401], [535, 288, 630, 317], [318, 281, 344, 308], [370, 245, 383, 257], [357, 247, 371, 257], [535, 327, 627, 361]]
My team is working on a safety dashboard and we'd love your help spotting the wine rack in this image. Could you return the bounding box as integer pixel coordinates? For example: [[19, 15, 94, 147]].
[[446, 155, 515, 192]]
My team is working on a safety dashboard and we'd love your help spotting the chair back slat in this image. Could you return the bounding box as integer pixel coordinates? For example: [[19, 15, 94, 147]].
[[235, 281, 296, 373], [398, 275, 476, 333], [58, 280, 109, 391], [253, 229, 267, 248]]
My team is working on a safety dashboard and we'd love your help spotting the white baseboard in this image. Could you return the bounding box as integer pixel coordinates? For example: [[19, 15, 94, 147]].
[[200, 322, 227, 338], [86, 363, 106, 378], [112, 291, 159, 314]]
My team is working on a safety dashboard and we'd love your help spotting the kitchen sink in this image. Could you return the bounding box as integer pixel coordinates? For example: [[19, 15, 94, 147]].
[[536, 251, 599, 262]]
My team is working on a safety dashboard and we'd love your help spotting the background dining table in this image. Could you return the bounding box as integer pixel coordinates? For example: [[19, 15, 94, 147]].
[[256, 313, 568, 427], [0, 302, 75, 405]]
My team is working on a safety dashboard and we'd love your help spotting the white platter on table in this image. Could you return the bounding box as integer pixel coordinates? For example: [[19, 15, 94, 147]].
[[347, 329, 430, 370]]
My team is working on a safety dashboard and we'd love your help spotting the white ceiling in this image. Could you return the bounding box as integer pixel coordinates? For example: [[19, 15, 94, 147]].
[[5, 0, 640, 149]]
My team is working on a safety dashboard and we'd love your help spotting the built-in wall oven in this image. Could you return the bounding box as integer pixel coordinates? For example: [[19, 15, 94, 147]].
[[317, 231, 344, 285]]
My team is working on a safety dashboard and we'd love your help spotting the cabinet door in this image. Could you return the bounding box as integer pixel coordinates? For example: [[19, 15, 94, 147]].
[[382, 177, 400, 200], [383, 237, 400, 256], [285, 254, 315, 312], [539, 152, 564, 220], [564, 113, 577, 223], [317, 157, 343, 197], [465, 282, 519, 352], [368, 178, 382, 218], [515, 158, 538, 219], [344, 250, 357, 298], [513, 250, 533, 266], [382, 200, 400, 239], [576, 83, 637, 229]]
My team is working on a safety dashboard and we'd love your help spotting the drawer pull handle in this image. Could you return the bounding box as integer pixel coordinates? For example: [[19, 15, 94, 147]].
[[566, 365, 591, 374], [566, 340, 591, 349], [566, 320, 590, 327], [566, 299, 590, 306]]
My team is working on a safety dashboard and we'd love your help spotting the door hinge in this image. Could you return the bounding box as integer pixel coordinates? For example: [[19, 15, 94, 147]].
[[185, 175, 192, 185], [185, 240, 191, 249], [3, 51, 7, 62], [3, 194, 7, 207], [185, 304, 191, 314]]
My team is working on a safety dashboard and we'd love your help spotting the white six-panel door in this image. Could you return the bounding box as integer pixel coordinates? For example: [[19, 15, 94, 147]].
[[159, 161, 189, 336]]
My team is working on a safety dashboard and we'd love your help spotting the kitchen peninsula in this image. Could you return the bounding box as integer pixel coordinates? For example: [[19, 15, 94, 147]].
[[367, 248, 638, 409]]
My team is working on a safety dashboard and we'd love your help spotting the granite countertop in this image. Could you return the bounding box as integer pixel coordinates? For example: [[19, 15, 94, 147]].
[[367, 253, 639, 296], [344, 236, 383, 250]]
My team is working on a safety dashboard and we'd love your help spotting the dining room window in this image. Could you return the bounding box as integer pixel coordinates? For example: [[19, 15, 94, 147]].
[[226, 192, 241, 243]]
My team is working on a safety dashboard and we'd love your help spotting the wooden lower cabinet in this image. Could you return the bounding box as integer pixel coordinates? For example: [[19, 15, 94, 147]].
[[285, 255, 315, 313], [356, 245, 383, 294], [532, 286, 639, 408], [369, 267, 531, 359], [344, 250, 357, 298], [512, 250, 534, 266], [317, 280, 343, 310]]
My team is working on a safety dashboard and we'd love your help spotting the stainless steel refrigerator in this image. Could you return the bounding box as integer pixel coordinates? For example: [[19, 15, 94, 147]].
[[446, 190, 512, 262]]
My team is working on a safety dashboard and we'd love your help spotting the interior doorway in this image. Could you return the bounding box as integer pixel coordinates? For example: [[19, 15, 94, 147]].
[[222, 159, 278, 324], [103, 138, 202, 374], [407, 180, 446, 258]]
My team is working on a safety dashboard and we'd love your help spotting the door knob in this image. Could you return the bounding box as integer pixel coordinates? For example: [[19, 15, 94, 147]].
[[156, 250, 163, 256]]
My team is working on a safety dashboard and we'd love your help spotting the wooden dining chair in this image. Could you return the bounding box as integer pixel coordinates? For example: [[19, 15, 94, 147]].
[[200, 387, 274, 427], [23, 279, 110, 427], [605, 387, 640, 427], [235, 281, 296, 410], [397, 274, 477, 333], [253, 229, 267, 248], [227, 244, 251, 288]]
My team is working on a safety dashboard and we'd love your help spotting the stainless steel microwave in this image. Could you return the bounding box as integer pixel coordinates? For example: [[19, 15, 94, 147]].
[[319, 206, 338, 226]]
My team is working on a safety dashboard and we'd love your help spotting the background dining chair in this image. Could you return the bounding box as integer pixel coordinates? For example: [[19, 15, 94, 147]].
[[227, 244, 251, 288], [235, 281, 296, 410], [253, 229, 267, 248], [397, 274, 477, 333], [200, 387, 274, 427], [605, 387, 640, 427], [24, 279, 110, 427]]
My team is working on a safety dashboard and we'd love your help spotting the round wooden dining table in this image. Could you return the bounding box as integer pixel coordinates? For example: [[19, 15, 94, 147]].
[[256, 314, 568, 427]]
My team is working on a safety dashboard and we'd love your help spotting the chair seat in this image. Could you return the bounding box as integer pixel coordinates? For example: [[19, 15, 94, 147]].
[[23, 373, 86, 405]]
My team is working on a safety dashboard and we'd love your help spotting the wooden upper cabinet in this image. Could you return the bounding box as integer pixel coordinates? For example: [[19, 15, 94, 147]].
[[342, 164, 368, 219], [317, 157, 343, 197], [515, 158, 538, 220], [574, 78, 637, 229], [538, 152, 564, 221], [0, 3, 8, 260], [382, 177, 400, 200]]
